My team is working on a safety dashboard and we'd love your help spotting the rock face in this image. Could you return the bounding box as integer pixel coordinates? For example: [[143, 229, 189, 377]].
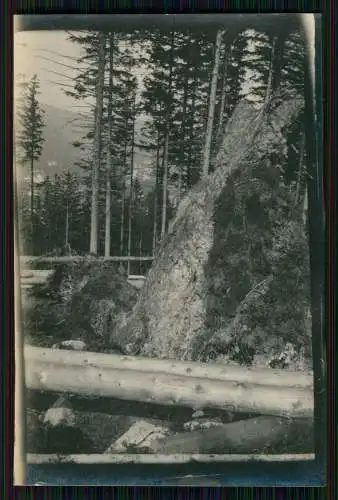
[[111, 92, 304, 361]]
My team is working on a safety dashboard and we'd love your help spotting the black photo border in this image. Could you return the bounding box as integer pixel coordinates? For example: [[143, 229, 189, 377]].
[[2, 2, 334, 494]]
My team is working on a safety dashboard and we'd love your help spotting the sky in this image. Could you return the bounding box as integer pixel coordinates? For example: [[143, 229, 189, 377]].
[[14, 31, 83, 110], [14, 30, 148, 112]]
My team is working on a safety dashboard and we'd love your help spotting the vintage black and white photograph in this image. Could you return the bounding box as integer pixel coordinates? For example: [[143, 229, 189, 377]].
[[14, 13, 323, 479]]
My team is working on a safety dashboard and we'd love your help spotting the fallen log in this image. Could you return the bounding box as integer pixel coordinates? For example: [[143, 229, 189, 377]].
[[150, 416, 314, 455], [20, 256, 154, 263], [25, 354, 314, 419], [27, 452, 315, 465], [25, 346, 313, 389], [20, 276, 51, 286]]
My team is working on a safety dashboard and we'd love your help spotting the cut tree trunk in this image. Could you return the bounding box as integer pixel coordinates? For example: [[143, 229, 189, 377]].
[[25, 346, 313, 389], [27, 452, 315, 465], [110, 91, 304, 361], [150, 416, 314, 454], [25, 347, 313, 419]]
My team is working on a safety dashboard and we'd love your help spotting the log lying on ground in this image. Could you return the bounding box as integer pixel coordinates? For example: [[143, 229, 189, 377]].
[[110, 92, 304, 360], [27, 452, 315, 465], [25, 350, 314, 419], [20, 256, 154, 264], [25, 346, 313, 389], [150, 416, 314, 455]]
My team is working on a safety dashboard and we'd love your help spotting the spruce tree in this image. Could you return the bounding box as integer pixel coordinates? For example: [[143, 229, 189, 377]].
[[16, 74, 45, 254]]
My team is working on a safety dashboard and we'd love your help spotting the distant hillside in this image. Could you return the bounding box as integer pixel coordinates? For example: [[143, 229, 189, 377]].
[[37, 104, 85, 177], [36, 104, 154, 192]]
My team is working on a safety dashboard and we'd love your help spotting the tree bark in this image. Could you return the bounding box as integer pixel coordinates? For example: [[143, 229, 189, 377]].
[[151, 416, 314, 454], [30, 157, 34, 254], [201, 29, 223, 178], [110, 93, 304, 361], [27, 452, 315, 465], [295, 131, 306, 206], [152, 125, 161, 255], [271, 33, 286, 92], [215, 35, 233, 150], [127, 93, 137, 276], [120, 142, 128, 256], [105, 35, 114, 258], [25, 347, 313, 419], [178, 74, 189, 201], [89, 33, 106, 255], [26, 345, 313, 389], [186, 78, 197, 189], [65, 200, 69, 247], [160, 31, 175, 239]]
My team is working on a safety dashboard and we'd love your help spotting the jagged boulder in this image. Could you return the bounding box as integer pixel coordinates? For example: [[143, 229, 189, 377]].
[[110, 92, 305, 361]]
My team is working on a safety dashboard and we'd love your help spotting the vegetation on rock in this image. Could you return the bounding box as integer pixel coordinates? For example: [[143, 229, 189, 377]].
[[24, 258, 139, 351]]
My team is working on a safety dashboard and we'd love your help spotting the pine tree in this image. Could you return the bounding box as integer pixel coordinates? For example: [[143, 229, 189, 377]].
[[16, 74, 45, 254]]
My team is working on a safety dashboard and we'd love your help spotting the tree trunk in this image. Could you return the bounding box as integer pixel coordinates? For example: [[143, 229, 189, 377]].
[[201, 29, 223, 178], [186, 81, 197, 189], [120, 142, 128, 256], [215, 36, 232, 149], [27, 453, 315, 465], [152, 126, 161, 256], [30, 157, 34, 254], [178, 74, 189, 201], [160, 31, 175, 239], [89, 33, 106, 255], [65, 200, 69, 247], [110, 93, 304, 360], [127, 93, 136, 276], [151, 416, 314, 454], [271, 33, 285, 92], [27, 345, 313, 389], [25, 346, 313, 419], [295, 131, 306, 206], [302, 184, 308, 226], [105, 35, 114, 259]]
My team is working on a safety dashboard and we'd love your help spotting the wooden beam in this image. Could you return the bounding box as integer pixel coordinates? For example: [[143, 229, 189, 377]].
[[24, 347, 314, 419], [25, 346, 313, 390], [27, 453, 315, 465]]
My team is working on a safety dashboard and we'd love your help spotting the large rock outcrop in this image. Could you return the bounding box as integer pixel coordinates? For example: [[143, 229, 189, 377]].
[[110, 92, 305, 361]]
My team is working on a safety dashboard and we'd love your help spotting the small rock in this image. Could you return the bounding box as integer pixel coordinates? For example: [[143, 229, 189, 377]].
[[50, 395, 72, 410], [192, 410, 204, 419], [105, 419, 171, 453], [43, 407, 75, 428], [183, 418, 223, 432], [52, 340, 87, 351]]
